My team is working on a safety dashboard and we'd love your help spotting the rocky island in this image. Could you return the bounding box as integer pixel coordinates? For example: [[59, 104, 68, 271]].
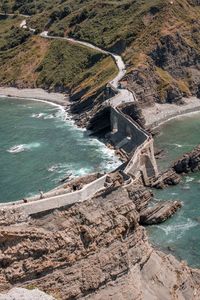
[[0, 0, 200, 299]]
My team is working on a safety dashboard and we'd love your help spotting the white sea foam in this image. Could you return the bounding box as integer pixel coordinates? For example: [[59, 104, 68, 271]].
[[48, 165, 58, 172], [43, 114, 55, 119], [185, 176, 194, 183], [175, 144, 183, 148], [7, 142, 40, 153], [164, 143, 183, 148], [31, 113, 46, 119], [162, 143, 195, 148], [182, 184, 190, 190], [171, 192, 178, 196], [48, 163, 94, 183], [7, 144, 26, 153], [155, 218, 198, 240]]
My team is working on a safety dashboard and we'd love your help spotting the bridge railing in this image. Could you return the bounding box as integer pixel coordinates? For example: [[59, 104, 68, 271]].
[[0, 175, 107, 215]]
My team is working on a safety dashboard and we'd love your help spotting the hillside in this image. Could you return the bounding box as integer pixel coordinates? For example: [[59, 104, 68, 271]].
[[1, 0, 200, 116], [0, 14, 117, 100]]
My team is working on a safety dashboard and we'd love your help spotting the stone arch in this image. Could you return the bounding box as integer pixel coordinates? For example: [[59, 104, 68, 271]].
[[140, 154, 156, 183]]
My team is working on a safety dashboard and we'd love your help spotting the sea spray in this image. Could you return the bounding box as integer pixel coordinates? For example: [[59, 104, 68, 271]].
[[0, 97, 120, 203], [149, 113, 200, 267]]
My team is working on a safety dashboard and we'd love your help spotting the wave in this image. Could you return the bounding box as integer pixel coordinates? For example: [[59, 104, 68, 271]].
[[182, 184, 190, 190], [7, 144, 26, 153], [185, 176, 194, 183], [31, 111, 61, 120], [161, 143, 195, 148], [171, 192, 178, 196], [43, 114, 55, 119], [31, 113, 46, 119], [7, 142, 40, 154], [154, 218, 198, 240], [48, 163, 92, 176]]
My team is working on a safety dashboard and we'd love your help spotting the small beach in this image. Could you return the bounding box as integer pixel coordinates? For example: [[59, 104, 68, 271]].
[[142, 97, 200, 128], [0, 87, 69, 107]]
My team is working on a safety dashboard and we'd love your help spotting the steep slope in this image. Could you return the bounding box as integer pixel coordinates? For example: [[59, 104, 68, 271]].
[[1, 1, 200, 124], [3, 0, 200, 108], [0, 15, 118, 96], [0, 187, 199, 299]]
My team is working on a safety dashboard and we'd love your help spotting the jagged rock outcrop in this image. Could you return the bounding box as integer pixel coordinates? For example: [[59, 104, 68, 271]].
[[126, 26, 200, 108], [0, 186, 199, 299], [140, 200, 182, 225], [70, 86, 115, 129], [173, 144, 200, 174], [86, 106, 111, 135], [127, 187, 153, 212], [151, 169, 181, 189], [119, 102, 146, 128], [0, 208, 29, 226]]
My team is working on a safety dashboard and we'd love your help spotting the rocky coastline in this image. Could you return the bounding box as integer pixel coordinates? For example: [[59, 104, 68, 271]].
[[1, 87, 200, 298], [1, 19, 200, 300], [1, 3, 200, 298], [0, 183, 199, 299]]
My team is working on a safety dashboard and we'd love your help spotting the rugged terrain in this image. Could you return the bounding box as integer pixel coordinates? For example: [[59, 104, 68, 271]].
[[1, 1, 200, 127], [0, 185, 199, 299], [0, 14, 117, 99], [1, 1, 200, 299]]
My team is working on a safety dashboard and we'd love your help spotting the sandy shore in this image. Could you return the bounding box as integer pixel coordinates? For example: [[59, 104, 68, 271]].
[[0, 87, 69, 107], [142, 97, 200, 128]]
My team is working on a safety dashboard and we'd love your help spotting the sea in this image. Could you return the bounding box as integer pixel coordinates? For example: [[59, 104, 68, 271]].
[[147, 112, 200, 268], [1, 97, 200, 268], [0, 97, 120, 202]]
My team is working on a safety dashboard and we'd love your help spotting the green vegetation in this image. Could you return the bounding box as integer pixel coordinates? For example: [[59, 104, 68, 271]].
[[1, 0, 200, 103], [0, 16, 118, 98], [36, 40, 117, 93], [1, 0, 10, 15], [0, 26, 31, 51]]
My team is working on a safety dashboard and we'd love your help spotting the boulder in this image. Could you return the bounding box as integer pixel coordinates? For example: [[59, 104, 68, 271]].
[[140, 200, 182, 225], [173, 144, 200, 173], [151, 169, 181, 189]]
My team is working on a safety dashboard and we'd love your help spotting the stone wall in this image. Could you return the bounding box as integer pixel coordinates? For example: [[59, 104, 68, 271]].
[[109, 106, 148, 154], [0, 175, 107, 216]]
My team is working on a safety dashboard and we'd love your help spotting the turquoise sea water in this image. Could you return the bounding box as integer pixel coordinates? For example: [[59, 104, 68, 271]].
[[148, 112, 200, 267], [0, 97, 120, 202]]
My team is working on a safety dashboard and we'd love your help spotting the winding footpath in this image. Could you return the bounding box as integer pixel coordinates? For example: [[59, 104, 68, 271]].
[[0, 18, 153, 213], [20, 20, 135, 107]]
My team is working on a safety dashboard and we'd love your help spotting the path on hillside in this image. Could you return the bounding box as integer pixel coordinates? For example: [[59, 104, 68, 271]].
[[0, 18, 155, 211], [20, 20, 135, 107]]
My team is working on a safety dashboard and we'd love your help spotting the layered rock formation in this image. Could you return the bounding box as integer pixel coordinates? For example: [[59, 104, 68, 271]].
[[119, 102, 146, 128], [151, 169, 181, 189], [0, 288, 55, 300], [140, 201, 182, 225], [0, 186, 199, 299]]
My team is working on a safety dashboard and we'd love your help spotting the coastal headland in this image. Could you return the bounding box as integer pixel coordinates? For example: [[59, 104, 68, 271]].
[[0, 2, 200, 299]]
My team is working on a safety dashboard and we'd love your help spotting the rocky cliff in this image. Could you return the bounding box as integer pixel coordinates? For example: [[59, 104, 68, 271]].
[[0, 185, 199, 299], [2, 1, 200, 130], [173, 144, 200, 174]]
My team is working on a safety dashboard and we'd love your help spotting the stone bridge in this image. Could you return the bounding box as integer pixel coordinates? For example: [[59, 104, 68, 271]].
[[109, 105, 158, 185], [0, 21, 159, 216]]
